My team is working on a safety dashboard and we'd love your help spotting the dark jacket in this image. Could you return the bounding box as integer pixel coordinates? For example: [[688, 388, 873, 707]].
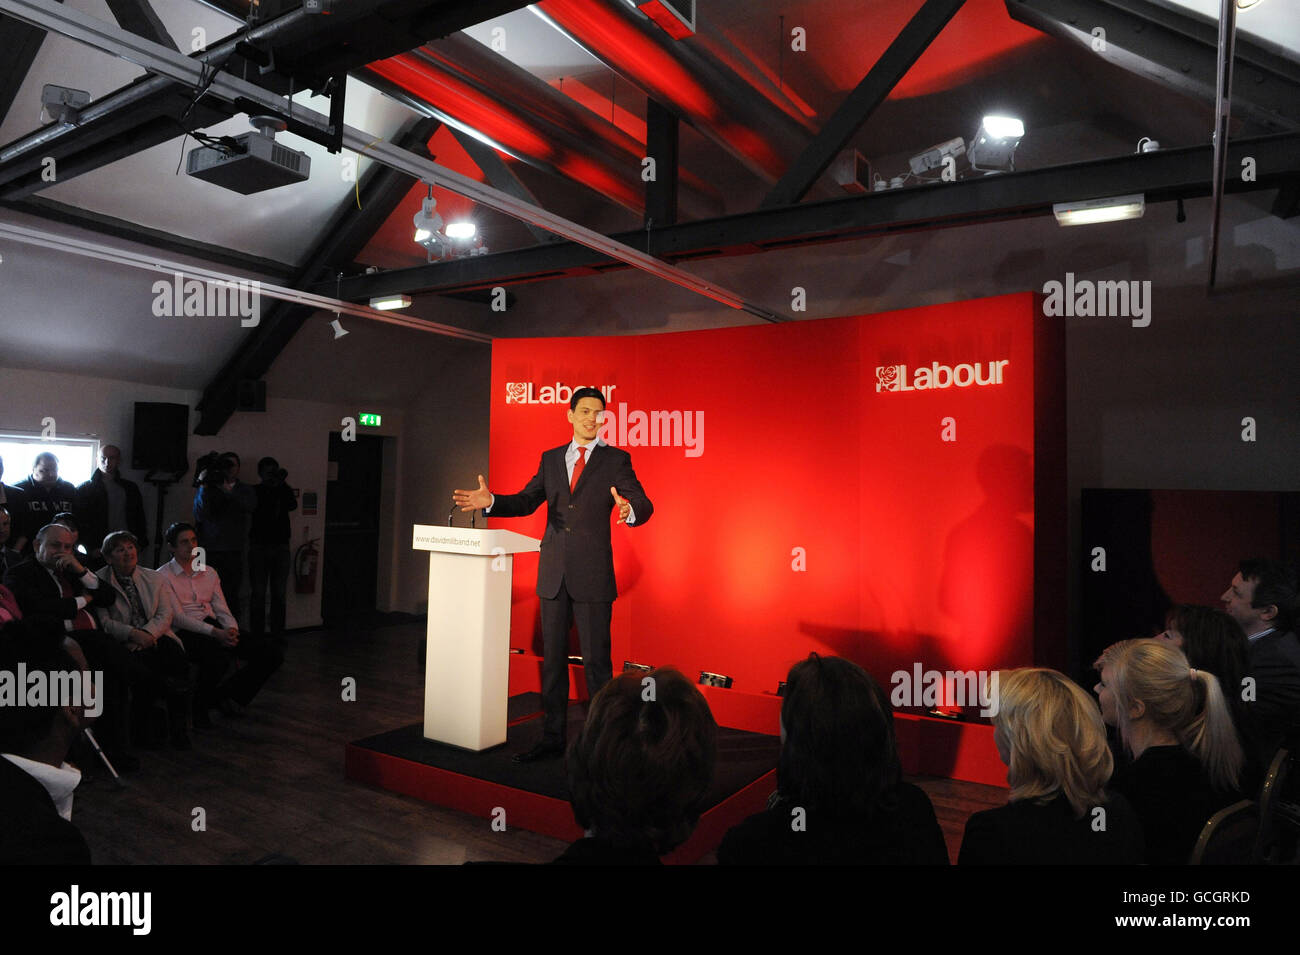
[[488, 442, 652, 603], [249, 481, 298, 547], [1243, 629, 1300, 771], [959, 791, 1144, 865], [1109, 744, 1239, 865], [75, 469, 149, 550], [3, 556, 118, 624], [11, 477, 77, 553], [0, 756, 91, 864], [718, 783, 950, 865], [193, 481, 257, 552]]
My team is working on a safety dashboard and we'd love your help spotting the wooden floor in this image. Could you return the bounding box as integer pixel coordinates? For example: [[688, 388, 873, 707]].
[[72, 618, 1007, 865]]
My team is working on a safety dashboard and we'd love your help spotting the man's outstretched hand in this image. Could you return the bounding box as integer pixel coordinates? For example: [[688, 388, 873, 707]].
[[453, 474, 492, 512], [612, 486, 631, 524]]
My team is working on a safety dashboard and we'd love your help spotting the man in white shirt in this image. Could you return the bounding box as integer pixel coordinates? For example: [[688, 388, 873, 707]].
[[0, 618, 94, 863]]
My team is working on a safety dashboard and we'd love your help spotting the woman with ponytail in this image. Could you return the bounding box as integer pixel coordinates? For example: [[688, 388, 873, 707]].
[[1094, 639, 1244, 864]]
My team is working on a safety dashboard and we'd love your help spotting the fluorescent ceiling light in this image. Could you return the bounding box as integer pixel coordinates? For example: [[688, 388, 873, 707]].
[[370, 294, 412, 310], [1053, 194, 1146, 226]]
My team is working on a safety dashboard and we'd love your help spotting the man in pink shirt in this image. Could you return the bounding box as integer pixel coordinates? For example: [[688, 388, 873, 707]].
[[157, 523, 282, 722]]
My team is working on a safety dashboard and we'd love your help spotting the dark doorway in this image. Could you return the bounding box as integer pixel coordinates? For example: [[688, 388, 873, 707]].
[[322, 431, 384, 622]]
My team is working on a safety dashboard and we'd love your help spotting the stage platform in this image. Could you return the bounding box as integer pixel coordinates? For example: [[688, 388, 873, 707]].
[[345, 693, 781, 863]]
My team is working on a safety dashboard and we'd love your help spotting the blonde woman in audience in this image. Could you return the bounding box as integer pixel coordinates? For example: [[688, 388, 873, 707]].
[[1095, 639, 1243, 864], [959, 668, 1143, 864]]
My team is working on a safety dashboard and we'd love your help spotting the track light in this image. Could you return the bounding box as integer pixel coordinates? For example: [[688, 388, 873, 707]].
[[412, 194, 444, 247]]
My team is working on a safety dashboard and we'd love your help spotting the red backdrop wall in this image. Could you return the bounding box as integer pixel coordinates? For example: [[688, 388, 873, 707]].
[[488, 292, 1048, 697]]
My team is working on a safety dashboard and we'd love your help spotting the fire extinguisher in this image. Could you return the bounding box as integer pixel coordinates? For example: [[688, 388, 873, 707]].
[[294, 537, 319, 594]]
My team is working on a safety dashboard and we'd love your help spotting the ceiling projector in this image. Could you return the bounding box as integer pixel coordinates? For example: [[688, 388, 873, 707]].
[[186, 115, 310, 194]]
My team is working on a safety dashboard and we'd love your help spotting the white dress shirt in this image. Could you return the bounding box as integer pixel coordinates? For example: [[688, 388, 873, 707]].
[[3, 753, 81, 820]]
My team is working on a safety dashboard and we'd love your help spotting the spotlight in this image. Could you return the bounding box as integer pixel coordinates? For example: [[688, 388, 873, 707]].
[[623, 661, 652, 673], [1052, 194, 1145, 226], [445, 221, 476, 240], [699, 671, 733, 689], [967, 115, 1024, 173], [369, 295, 411, 311], [908, 137, 966, 175], [412, 195, 443, 246]]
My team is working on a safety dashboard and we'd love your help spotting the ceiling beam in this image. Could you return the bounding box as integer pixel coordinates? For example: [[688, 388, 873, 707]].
[[104, 0, 176, 49], [645, 98, 678, 228], [0, 1, 60, 126], [0, 194, 296, 279], [761, 0, 967, 208], [315, 132, 1300, 301], [1006, 0, 1300, 132], [194, 116, 441, 435]]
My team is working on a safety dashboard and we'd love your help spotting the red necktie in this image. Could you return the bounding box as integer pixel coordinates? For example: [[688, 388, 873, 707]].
[[59, 575, 97, 630], [570, 446, 586, 493]]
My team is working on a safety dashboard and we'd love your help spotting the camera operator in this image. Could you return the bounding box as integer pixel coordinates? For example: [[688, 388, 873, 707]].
[[192, 452, 256, 623], [248, 457, 297, 643]]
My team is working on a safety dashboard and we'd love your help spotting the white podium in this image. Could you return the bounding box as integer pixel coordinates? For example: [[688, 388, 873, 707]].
[[412, 524, 540, 751]]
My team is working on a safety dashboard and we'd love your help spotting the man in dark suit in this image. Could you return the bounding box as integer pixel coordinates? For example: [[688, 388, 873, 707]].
[[5, 523, 137, 771], [454, 387, 653, 762], [0, 618, 94, 864], [1222, 558, 1300, 771]]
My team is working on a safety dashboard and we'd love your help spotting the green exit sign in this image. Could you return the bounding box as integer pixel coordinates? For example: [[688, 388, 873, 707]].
[[359, 413, 382, 427]]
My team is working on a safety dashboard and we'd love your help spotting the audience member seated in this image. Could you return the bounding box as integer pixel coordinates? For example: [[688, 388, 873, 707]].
[[0, 617, 94, 864], [554, 667, 716, 864], [192, 452, 256, 623], [96, 531, 194, 749], [12, 453, 77, 557], [1095, 639, 1243, 865], [958, 668, 1143, 865], [4, 523, 137, 771], [52, 512, 97, 570], [158, 522, 282, 719], [1158, 604, 1259, 789], [0, 455, 27, 552], [718, 653, 948, 865], [75, 445, 149, 569], [0, 505, 21, 578], [1221, 559, 1300, 773]]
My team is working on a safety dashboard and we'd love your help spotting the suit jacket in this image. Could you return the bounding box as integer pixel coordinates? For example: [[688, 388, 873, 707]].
[[489, 442, 652, 602], [3, 557, 118, 625], [0, 757, 91, 865], [1244, 629, 1300, 765]]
